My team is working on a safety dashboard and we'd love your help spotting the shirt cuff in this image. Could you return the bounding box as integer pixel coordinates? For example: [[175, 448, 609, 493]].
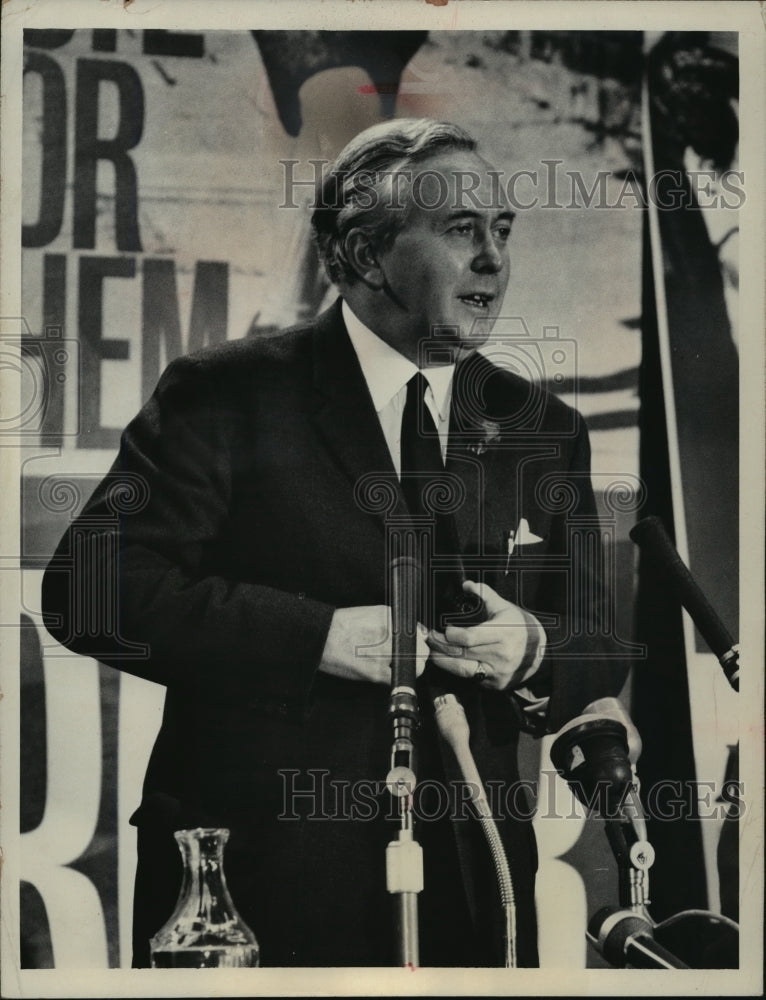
[[515, 608, 548, 687], [508, 609, 550, 722]]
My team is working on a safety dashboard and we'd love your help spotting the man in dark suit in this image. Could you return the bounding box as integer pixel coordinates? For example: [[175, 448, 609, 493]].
[[42, 119, 619, 968]]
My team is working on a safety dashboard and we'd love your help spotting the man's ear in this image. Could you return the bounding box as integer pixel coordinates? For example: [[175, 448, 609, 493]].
[[344, 228, 386, 290]]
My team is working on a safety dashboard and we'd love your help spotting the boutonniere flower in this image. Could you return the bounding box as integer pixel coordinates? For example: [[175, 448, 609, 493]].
[[467, 419, 501, 455]]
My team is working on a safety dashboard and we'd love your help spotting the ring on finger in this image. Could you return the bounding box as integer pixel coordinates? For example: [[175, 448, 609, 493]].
[[473, 660, 488, 683]]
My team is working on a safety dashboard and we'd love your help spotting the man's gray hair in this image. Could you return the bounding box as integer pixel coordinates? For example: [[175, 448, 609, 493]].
[[311, 118, 476, 286]]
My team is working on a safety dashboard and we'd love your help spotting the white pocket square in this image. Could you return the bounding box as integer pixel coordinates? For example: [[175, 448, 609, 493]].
[[515, 517, 544, 545]]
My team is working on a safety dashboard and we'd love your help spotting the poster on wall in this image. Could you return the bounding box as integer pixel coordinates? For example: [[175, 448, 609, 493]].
[[1, 1, 763, 997]]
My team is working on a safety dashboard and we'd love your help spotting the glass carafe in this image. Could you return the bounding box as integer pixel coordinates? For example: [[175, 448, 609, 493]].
[[150, 827, 259, 968]]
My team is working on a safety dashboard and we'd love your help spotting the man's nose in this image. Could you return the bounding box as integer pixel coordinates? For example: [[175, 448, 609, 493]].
[[471, 233, 505, 273]]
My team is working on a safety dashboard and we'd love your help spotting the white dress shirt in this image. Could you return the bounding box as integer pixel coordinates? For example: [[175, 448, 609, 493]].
[[343, 300, 455, 475], [342, 300, 549, 720]]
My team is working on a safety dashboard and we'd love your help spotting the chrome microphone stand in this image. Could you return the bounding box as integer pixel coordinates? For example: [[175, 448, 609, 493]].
[[383, 523, 519, 967], [385, 780, 422, 968], [386, 545, 423, 968]]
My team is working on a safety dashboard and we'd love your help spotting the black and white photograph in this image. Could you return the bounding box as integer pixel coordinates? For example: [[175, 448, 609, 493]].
[[1, 1, 763, 996]]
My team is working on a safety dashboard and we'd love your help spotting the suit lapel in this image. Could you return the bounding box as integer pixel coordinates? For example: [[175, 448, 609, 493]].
[[446, 352, 511, 558], [310, 300, 411, 527], [445, 352, 558, 561]]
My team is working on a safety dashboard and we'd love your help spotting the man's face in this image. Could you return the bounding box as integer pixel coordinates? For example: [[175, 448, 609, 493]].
[[374, 149, 513, 365]]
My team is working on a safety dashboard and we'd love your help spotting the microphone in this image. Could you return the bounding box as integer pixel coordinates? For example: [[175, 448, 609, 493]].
[[434, 693, 517, 967], [629, 515, 739, 690], [433, 694, 491, 819], [391, 554, 420, 700], [550, 698, 646, 837], [588, 908, 689, 969], [388, 554, 421, 798], [551, 699, 655, 910]]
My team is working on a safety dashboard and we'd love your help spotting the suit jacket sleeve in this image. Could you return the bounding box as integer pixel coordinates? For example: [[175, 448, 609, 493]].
[[41, 354, 336, 718]]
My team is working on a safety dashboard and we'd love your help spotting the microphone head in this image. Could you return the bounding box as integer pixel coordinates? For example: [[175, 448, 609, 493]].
[[390, 555, 421, 635], [550, 715, 634, 818]]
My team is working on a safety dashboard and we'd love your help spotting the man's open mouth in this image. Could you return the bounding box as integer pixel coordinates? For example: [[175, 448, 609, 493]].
[[458, 293, 494, 310]]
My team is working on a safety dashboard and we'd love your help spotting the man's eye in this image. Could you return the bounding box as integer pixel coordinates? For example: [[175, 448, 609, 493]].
[[494, 226, 511, 242], [450, 222, 473, 235]]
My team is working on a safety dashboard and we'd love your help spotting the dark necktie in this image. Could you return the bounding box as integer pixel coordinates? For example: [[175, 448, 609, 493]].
[[399, 373, 482, 630], [400, 371, 444, 519]]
